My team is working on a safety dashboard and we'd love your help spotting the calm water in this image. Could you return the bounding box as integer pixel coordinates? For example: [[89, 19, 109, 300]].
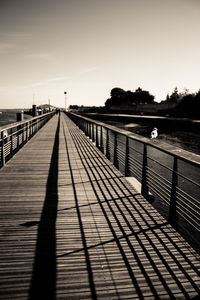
[[0, 109, 31, 128], [104, 121, 200, 156]]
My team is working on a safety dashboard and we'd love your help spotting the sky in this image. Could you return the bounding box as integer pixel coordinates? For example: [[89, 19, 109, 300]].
[[0, 0, 200, 109]]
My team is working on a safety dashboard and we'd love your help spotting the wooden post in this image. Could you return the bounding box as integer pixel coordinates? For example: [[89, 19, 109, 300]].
[[141, 144, 149, 198], [125, 136, 129, 176], [1, 130, 5, 167], [169, 156, 179, 230]]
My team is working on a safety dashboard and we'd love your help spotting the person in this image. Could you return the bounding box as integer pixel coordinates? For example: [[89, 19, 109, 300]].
[[151, 127, 158, 139]]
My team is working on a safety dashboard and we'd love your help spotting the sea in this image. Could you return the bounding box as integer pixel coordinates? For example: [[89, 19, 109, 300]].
[[0, 109, 31, 128]]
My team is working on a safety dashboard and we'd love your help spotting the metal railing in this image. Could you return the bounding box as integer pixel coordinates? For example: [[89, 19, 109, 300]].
[[67, 112, 200, 249], [0, 111, 56, 167]]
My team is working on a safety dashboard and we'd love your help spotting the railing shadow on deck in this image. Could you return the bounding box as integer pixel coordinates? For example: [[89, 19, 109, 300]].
[[59, 115, 199, 299], [67, 112, 200, 257], [29, 115, 60, 300]]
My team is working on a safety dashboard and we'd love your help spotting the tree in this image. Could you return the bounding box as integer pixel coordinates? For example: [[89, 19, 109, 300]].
[[134, 87, 155, 104], [110, 87, 126, 98], [168, 87, 181, 102], [105, 87, 155, 107]]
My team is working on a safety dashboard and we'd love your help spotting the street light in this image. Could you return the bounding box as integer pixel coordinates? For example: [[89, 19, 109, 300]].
[[64, 91, 67, 111]]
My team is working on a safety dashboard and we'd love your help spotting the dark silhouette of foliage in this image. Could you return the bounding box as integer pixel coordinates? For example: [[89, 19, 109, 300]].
[[105, 87, 155, 107], [167, 87, 181, 103], [134, 87, 155, 104], [165, 88, 200, 117], [110, 87, 126, 98]]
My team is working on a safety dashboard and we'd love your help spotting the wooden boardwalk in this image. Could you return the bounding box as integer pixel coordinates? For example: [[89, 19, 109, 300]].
[[0, 112, 200, 299]]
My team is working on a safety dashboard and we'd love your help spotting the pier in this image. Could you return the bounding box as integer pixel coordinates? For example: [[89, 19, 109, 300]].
[[0, 112, 200, 299]]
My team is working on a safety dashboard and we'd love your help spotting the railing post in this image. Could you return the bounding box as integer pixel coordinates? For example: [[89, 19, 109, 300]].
[[10, 128, 13, 157], [29, 121, 32, 138], [113, 132, 118, 168], [96, 125, 98, 148], [88, 122, 91, 139], [141, 144, 149, 198], [125, 136, 129, 176], [1, 131, 5, 167], [29, 121, 31, 137], [17, 125, 20, 148], [32, 120, 35, 135], [100, 126, 103, 152], [36, 119, 38, 132], [22, 124, 25, 144], [169, 156, 179, 230], [92, 123, 95, 142], [106, 128, 110, 159], [26, 122, 29, 142]]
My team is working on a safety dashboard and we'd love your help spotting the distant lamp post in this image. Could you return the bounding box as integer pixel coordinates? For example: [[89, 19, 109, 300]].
[[64, 91, 67, 111]]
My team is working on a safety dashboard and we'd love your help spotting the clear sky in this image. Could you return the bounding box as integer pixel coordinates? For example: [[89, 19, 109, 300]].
[[0, 0, 200, 108]]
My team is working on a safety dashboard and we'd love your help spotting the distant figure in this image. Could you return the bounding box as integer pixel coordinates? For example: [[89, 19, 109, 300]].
[[151, 127, 158, 139]]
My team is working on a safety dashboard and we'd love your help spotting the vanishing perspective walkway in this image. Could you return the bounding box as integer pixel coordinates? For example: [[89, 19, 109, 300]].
[[0, 112, 200, 299]]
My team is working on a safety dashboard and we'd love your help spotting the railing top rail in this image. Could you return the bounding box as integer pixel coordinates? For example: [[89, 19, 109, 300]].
[[0, 111, 54, 133], [68, 112, 200, 167]]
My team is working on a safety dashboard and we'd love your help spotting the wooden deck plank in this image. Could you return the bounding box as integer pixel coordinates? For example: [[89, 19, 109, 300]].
[[0, 112, 200, 299]]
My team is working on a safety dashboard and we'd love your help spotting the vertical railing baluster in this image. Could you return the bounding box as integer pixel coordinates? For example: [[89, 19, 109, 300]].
[[113, 132, 118, 168], [89, 122, 91, 139], [87, 122, 89, 137], [92, 123, 95, 142], [141, 144, 148, 198], [1, 131, 5, 167], [125, 136, 129, 176], [96, 125, 98, 148], [10, 128, 13, 157], [26, 122, 29, 142], [100, 126, 103, 152], [169, 156, 179, 230], [17, 125, 20, 148], [22, 124, 25, 144], [106, 128, 110, 159]]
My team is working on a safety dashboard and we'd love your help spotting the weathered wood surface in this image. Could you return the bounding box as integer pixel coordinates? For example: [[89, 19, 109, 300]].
[[0, 112, 199, 299]]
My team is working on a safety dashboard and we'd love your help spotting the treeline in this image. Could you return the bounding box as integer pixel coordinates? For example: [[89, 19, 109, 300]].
[[69, 86, 200, 118], [164, 87, 200, 117], [68, 105, 105, 113]]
